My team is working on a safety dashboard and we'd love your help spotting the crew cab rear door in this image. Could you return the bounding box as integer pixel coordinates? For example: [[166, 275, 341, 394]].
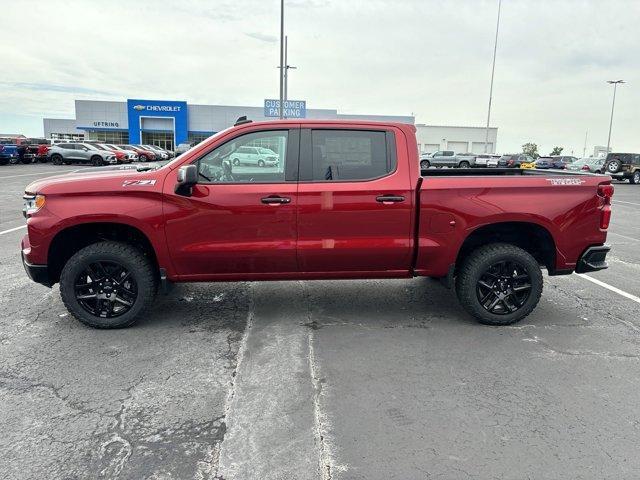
[[296, 126, 413, 274], [163, 127, 300, 278]]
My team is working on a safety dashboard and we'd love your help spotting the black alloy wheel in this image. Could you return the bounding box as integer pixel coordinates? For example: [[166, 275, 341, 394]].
[[51, 154, 63, 165], [74, 261, 137, 318], [476, 260, 532, 315]]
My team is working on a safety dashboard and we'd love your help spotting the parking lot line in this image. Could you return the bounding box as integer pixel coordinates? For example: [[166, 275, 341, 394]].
[[614, 200, 640, 207], [578, 273, 640, 305], [608, 231, 639, 242], [0, 170, 64, 179], [0, 225, 26, 236]]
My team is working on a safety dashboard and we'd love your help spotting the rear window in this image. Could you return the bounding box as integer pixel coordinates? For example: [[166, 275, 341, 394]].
[[310, 130, 392, 181]]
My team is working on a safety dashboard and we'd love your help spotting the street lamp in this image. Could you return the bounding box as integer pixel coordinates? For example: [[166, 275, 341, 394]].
[[484, 0, 501, 153], [606, 79, 624, 153], [279, 0, 284, 119]]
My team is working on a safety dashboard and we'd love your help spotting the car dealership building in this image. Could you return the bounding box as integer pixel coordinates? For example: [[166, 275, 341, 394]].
[[43, 99, 497, 153]]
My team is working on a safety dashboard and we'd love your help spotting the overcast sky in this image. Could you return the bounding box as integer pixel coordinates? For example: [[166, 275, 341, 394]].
[[1, 0, 639, 154]]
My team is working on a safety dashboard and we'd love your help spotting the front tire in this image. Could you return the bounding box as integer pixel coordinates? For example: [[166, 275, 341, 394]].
[[232, 158, 240, 165], [420, 159, 430, 169], [91, 155, 103, 167], [456, 243, 543, 326], [59, 241, 157, 329], [258, 159, 265, 167]]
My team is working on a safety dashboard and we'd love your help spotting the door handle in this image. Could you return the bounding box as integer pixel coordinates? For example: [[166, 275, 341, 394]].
[[261, 195, 291, 205], [376, 195, 405, 203]]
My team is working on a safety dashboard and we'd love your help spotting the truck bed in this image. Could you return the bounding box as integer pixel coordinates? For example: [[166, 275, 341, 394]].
[[421, 167, 603, 177]]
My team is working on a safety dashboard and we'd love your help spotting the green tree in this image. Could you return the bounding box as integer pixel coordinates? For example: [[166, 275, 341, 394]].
[[522, 142, 539, 159], [550, 146, 564, 156]]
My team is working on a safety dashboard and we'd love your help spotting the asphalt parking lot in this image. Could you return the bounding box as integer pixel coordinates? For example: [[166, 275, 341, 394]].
[[1, 163, 640, 480]]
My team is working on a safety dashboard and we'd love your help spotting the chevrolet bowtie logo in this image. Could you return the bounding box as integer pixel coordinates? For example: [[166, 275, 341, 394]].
[[133, 105, 145, 111]]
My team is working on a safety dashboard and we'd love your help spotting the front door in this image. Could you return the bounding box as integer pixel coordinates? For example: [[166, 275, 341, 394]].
[[296, 127, 414, 274], [163, 128, 299, 278]]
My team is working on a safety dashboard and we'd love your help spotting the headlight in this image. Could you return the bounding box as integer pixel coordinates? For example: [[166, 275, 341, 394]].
[[23, 194, 45, 217]]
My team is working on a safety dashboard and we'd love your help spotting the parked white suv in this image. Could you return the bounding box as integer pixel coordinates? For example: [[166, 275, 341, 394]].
[[230, 146, 279, 167]]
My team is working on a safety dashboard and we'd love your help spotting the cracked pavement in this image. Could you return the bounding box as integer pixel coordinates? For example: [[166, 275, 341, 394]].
[[2, 164, 640, 479]]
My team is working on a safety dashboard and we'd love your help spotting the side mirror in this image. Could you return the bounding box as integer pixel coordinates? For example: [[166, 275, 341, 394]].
[[175, 164, 198, 196]]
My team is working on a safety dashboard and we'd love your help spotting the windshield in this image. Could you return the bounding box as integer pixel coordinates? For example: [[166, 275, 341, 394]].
[[93, 144, 109, 151]]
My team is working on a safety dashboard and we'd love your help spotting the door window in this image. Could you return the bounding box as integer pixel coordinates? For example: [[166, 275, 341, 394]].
[[197, 130, 289, 184], [310, 130, 393, 181]]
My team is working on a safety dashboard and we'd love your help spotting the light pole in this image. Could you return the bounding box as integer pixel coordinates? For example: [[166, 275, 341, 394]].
[[284, 36, 297, 105], [484, 0, 501, 153], [606, 79, 624, 153], [278, 0, 284, 119]]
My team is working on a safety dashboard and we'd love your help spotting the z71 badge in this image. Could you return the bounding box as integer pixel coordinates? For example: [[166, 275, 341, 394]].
[[546, 178, 586, 186], [122, 179, 157, 187]]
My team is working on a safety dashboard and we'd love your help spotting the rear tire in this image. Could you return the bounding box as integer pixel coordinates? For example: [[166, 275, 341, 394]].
[[59, 241, 157, 329], [456, 243, 543, 326], [459, 161, 470, 168], [51, 154, 63, 165], [630, 171, 640, 184]]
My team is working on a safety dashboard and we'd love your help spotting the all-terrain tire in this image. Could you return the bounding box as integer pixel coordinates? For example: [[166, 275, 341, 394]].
[[59, 241, 157, 329], [630, 170, 640, 185], [456, 243, 543, 326], [606, 159, 622, 174]]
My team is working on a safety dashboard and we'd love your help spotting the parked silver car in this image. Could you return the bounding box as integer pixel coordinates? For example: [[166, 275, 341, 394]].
[[567, 157, 605, 174], [47, 142, 117, 166], [140, 144, 170, 160]]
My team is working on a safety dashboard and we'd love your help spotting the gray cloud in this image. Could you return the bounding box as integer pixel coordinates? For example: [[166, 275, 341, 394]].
[[0, 0, 638, 154], [245, 32, 279, 43]]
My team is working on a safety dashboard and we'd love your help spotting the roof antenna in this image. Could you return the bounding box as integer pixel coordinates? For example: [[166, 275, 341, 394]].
[[234, 116, 252, 126]]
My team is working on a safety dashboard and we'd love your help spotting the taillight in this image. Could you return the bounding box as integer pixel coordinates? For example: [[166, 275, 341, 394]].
[[598, 184, 614, 201], [508, 159, 514, 166], [581, 165, 590, 171], [598, 184, 614, 230]]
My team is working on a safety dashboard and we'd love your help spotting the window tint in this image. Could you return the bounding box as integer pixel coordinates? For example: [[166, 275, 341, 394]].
[[197, 130, 288, 184], [310, 130, 391, 181], [444, 151, 454, 156], [65, 144, 76, 150]]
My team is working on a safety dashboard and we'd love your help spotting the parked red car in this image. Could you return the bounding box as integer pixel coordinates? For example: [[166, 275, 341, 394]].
[[118, 144, 156, 162], [21, 119, 612, 329]]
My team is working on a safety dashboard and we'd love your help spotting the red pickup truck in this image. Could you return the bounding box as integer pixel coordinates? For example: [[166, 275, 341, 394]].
[[21, 119, 613, 328]]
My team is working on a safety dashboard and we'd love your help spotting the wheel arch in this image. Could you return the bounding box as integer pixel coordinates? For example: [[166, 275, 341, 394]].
[[47, 221, 160, 284], [455, 221, 557, 274]]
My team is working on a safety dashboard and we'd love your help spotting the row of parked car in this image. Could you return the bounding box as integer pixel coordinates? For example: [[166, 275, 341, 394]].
[[0, 137, 175, 166], [419, 150, 640, 183]]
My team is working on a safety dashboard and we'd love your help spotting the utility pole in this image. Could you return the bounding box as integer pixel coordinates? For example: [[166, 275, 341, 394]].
[[484, 0, 501, 153], [583, 130, 588, 158], [279, 0, 284, 119], [283, 35, 297, 115], [606, 80, 624, 153]]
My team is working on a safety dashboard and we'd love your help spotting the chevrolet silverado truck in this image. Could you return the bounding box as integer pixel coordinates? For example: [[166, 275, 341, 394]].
[[21, 119, 613, 328]]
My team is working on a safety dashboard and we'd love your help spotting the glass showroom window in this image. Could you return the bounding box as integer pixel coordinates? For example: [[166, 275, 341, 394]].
[[188, 133, 211, 145], [86, 131, 129, 143]]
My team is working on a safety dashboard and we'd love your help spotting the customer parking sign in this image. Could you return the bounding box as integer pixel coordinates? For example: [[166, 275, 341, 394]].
[[264, 99, 306, 118]]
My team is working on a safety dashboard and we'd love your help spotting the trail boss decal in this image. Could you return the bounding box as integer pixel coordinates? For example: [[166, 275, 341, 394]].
[[546, 178, 586, 186], [122, 179, 157, 187]]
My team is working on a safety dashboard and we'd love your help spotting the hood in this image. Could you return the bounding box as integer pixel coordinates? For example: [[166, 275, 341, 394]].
[[25, 164, 165, 195]]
